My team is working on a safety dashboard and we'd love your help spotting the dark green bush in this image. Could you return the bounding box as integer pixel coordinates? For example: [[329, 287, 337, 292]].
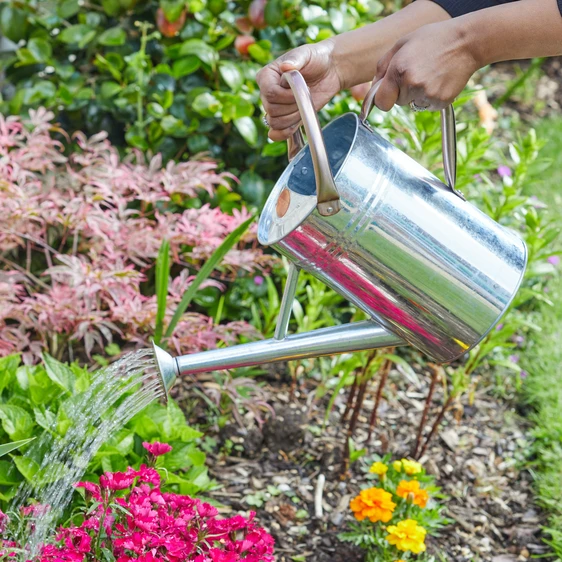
[[0, 0, 384, 195]]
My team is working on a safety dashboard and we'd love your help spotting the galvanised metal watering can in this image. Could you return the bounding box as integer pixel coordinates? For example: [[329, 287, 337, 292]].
[[153, 71, 527, 397]]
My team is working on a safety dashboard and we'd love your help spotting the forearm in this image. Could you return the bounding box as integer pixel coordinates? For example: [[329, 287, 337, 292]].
[[332, 0, 451, 89], [459, 0, 562, 68]]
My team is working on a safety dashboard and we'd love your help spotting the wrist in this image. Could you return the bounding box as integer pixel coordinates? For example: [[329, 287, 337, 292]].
[[452, 14, 487, 70], [329, 36, 356, 90]]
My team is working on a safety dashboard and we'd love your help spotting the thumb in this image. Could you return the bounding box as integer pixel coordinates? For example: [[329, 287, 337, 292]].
[[278, 47, 312, 74]]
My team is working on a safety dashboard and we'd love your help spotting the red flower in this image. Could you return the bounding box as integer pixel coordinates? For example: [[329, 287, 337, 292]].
[[142, 441, 172, 457]]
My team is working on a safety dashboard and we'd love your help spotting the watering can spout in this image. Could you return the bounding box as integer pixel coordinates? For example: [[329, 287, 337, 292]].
[[152, 341, 179, 399], [152, 321, 404, 396]]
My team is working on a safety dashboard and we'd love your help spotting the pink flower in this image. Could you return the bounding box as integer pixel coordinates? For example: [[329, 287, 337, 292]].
[[0, 509, 7, 534], [142, 441, 172, 457], [497, 165, 512, 177], [548, 255, 560, 266], [99, 471, 135, 491], [253, 275, 264, 285], [74, 481, 102, 502]]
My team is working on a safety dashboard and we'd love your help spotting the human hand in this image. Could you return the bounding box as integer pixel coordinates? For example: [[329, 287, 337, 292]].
[[373, 19, 479, 112], [256, 39, 345, 141]]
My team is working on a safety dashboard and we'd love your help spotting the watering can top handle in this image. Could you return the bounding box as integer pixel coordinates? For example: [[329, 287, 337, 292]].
[[283, 70, 341, 217], [360, 80, 466, 200]]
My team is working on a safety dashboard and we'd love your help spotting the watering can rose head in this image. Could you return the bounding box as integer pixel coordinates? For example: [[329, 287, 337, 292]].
[[3, 442, 275, 561]]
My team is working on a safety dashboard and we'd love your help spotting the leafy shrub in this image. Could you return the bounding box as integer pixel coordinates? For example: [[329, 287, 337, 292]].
[[340, 456, 449, 560], [0, 0, 384, 190], [0, 351, 212, 509], [1, 443, 275, 561], [0, 110, 274, 363]]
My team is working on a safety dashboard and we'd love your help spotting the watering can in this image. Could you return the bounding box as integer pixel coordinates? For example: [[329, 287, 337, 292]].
[[153, 71, 527, 397]]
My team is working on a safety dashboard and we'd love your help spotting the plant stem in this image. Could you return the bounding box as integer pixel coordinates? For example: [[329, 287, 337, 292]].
[[341, 374, 359, 424], [412, 364, 441, 458], [366, 358, 392, 443], [418, 394, 454, 459]]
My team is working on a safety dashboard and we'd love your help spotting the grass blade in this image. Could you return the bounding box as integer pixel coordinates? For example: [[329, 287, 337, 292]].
[[164, 215, 255, 340], [0, 437, 36, 458], [154, 239, 170, 344]]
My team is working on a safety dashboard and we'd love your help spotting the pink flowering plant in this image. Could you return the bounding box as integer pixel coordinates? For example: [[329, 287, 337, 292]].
[[0, 110, 275, 364], [1, 442, 275, 561]]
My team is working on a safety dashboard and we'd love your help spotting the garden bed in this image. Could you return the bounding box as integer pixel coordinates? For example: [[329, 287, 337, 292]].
[[175, 360, 551, 562]]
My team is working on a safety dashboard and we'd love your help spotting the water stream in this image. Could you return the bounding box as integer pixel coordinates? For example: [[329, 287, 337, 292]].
[[9, 348, 164, 558]]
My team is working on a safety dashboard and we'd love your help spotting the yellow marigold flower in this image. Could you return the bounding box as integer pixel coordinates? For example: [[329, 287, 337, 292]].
[[396, 480, 429, 508], [400, 458, 423, 475], [386, 519, 427, 554], [350, 487, 396, 523], [393, 460, 402, 472], [369, 461, 388, 476]]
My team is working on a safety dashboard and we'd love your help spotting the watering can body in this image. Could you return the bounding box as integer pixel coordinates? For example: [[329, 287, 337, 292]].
[[257, 73, 527, 364], [152, 72, 527, 397]]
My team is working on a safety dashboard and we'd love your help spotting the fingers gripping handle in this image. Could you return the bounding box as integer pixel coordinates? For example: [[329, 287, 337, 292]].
[[360, 80, 465, 201], [283, 70, 341, 217]]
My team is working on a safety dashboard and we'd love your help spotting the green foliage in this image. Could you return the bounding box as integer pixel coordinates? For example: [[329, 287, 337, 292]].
[[518, 117, 562, 558], [0, 0, 384, 198], [0, 353, 211, 507]]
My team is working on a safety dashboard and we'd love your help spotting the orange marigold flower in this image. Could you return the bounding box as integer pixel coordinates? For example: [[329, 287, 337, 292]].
[[396, 479, 429, 508], [386, 519, 427, 553], [350, 487, 396, 523]]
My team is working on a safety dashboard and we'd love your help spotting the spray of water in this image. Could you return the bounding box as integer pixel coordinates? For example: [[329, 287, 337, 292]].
[[9, 348, 164, 558]]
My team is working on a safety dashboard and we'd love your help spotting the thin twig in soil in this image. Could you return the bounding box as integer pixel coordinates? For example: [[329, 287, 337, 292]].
[[412, 363, 442, 458], [418, 394, 454, 459], [366, 358, 393, 444]]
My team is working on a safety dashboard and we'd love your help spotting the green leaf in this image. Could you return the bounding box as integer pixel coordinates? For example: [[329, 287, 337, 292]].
[[12, 456, 39, 483], [57, 0, 80, 18], [34, 408, 56, 431], [219, 62, 243, 91], [100, 81, 121, 99], [164, 215, 256, 339], [161, 0, 186, 22], [0, 437, 35, 458], [247, 43, 271, 65], [59, 24, 96, 47], [98, 26, 126, 46], [0, 405, 34, 441], [27, 38, 52, 62], [234, 117, 258, 147], [0, 355, 20, 393], [0, 460, 22, 485], [192, 92, 221, 117], [154, 240, 170, 344], [43, 353, 75, 394], [0, 7, 29, 43], [160, 115, 190, 137], [264, 0, 283, 25], [172, 56, 201, 78], [178, 39, 218, 69]]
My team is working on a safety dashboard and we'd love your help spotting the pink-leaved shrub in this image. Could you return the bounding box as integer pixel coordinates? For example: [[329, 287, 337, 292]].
[[0, 442, 275, 561], [0, 109, 274, 363]]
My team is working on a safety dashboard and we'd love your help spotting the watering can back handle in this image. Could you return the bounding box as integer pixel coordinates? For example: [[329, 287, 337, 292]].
[[359, 80, 466, 200], [283, 70, 342, 217]]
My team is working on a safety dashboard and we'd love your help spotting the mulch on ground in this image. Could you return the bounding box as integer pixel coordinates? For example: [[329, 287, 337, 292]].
[[176, 356, 550, 562]]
